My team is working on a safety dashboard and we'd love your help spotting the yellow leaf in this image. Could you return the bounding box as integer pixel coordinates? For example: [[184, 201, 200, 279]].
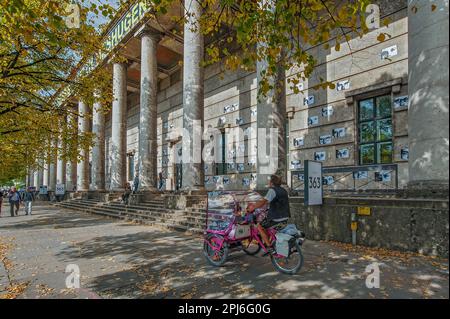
[[335, 42, 341, 52]]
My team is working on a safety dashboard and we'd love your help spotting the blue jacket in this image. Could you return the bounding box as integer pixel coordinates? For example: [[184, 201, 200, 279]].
[[8, 191, 21, 203]]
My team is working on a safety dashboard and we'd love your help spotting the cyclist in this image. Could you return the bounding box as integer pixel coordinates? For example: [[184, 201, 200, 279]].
[[246, 174, 290, 253]]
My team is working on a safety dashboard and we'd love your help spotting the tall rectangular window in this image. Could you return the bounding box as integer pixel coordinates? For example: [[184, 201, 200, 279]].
[[358, 95, 393, 165], [215, 131, 227, 175], [127, 153, 135, 180]]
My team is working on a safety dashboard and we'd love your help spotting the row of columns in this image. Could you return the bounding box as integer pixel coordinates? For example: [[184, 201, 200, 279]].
[[28, 1, 448, 194], [20, 0, 284, 193]]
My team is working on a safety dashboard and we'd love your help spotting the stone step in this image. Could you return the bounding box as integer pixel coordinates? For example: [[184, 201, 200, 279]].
[[58, 202, 92, 211], [107, 202, 166, 210], [136, 210, 180, 219], [184, 210, 207, 217], [143, 200, 166, 204], [67, 199, 102, 206], [90, 209, 123, 219], [105, 204, 172, 214], [184, 208, 206, 213], [57, 199, 205, 235], [121, 211, 160, 221], [121, 213, 189, 228]]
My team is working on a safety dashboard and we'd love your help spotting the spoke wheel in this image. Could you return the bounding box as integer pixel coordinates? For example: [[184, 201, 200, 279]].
[[203, 234, 229, 266], [271, 240, 304, 275]]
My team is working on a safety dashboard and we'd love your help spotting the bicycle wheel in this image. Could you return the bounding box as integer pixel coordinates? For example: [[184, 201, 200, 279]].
[[271, 240, 304, 275], [241, 238, 261, 255], [203, 234, 229, 266]]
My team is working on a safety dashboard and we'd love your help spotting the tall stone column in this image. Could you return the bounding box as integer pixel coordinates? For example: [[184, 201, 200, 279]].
[[66, 161, 78, 192], [110, 62, 127, 191], [182, 0, 204, 191], [36, 166, 44, 188], [33, 170, 39, 188], [92, 95, 106, 191], [49, 142, 57, 191], [255, 1, 287, 190], [137, 28, 161, 191], [77, 100, 90, 191], [65, 110, 78, 192], [255, 57, 287, 190], [57, 138, 66, 186], [43, 161, 49, 187], [408, 0, 449, 196], [37, 162, 44, 187], [25, 170, 31, 188]]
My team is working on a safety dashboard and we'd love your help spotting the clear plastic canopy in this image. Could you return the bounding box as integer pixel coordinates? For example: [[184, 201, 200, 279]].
[[206, 191, 266, 232]]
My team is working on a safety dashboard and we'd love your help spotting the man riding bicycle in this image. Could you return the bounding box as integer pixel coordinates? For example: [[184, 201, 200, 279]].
[[246, 174, 291, 253]]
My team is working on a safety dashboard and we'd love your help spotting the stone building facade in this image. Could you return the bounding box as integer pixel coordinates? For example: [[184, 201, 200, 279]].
[[28, 0, 449, 197]]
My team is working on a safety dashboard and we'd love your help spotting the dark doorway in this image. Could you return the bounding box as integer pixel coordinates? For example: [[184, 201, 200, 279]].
[[175, 163, 182, 190]]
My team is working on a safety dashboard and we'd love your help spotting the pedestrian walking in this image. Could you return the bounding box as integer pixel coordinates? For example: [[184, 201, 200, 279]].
[[7, 186, 21, 217], [0, 191, 3, 217], [133, 173, 139, 194], [158, 172, 164, 191], [23, 187, 34, 215]]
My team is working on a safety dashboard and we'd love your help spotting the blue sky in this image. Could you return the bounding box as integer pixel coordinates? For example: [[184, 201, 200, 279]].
[[84, 0, 122, 29]]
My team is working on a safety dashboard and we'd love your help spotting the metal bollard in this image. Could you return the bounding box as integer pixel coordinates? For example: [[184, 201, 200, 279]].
[[351, 211, 357, 245]]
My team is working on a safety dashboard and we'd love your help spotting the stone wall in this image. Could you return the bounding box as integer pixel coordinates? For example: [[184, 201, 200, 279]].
[[289, 196, 449, 257], [103, 0, 412, 193]]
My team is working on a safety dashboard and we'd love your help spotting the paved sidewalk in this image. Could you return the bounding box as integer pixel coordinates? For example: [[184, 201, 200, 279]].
[[0, 204, 448, 299]]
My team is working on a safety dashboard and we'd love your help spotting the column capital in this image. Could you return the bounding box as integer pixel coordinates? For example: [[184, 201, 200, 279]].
[[134, 25, 163, 42]]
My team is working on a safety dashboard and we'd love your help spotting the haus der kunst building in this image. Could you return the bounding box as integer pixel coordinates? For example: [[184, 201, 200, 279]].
[[28, 0, 449, 197]]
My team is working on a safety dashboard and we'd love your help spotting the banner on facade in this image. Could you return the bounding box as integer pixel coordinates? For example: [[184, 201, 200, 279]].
[[55, 184, 66, 196], [39, 185, 48, 195], [104, 1, 150, 52], [304, 160, 323, 206]]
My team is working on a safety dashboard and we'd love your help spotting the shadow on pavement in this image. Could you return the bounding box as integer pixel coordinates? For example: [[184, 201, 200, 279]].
[[55, 231, 397, 299], [0, 207, 117, 231]]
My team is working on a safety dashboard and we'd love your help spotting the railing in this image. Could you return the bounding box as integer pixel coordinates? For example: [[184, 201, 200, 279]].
[[290, 164, 399, 195]]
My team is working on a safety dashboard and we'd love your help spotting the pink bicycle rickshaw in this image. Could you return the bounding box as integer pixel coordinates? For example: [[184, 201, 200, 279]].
[[203, 191, 305, 275]]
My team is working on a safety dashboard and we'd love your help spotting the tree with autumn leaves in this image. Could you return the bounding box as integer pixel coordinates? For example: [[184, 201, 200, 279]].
[[0, 0, 115, 184], [1, 0, 391, 184]]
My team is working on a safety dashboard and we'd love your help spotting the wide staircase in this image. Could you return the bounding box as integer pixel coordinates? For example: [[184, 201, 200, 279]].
[[55, 195, 207, 234]]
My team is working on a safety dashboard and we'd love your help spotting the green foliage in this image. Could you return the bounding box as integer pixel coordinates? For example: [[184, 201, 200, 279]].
[[0, 0, 116, 181]]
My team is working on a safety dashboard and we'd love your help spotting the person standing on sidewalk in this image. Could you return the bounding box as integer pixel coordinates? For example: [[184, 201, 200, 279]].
[[158, 172, 165, 191], [0, 191, 3, 217], [133, 173, 139, 194], [122, 183, 132, 205], [23, 187, 34, 215], [7, 186, 21, 217]]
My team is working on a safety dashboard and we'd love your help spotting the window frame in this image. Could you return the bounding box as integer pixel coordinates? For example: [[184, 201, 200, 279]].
[[357, 95, 393, 165], [127, 152, 135, 181], [215, 130, 227, 175]]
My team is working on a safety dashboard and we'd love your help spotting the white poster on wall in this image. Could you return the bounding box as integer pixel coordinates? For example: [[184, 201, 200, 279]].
[[314, 151, 326, 161], [319, 135, 332, 145], [308, 116, 319, 126], [394, 96, 408, 109], [401, 146, 409, 161], [304, 95, 315, 106], [322, 105, 334, 117], [381, 45, 398, 59], [337, 80, 350, 91], [304, 160, 323, 206], [293, 137, 304, 147], [336, 148, 350, 159]]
